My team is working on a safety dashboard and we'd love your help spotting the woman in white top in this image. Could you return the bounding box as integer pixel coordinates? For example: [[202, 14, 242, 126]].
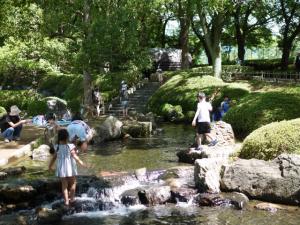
[[48, 128, 86, 206]]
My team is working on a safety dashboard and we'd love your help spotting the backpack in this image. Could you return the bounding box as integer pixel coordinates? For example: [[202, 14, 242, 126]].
[[32, 115, 47, 127], [121, 90, 129, 100]]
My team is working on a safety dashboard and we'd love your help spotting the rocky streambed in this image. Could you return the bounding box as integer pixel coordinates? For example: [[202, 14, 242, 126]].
[[1, 122, 300, 225]]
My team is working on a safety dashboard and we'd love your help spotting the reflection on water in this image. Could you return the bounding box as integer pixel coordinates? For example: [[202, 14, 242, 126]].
[[12, 123, 195, 176], [60, 204, 300, 225]]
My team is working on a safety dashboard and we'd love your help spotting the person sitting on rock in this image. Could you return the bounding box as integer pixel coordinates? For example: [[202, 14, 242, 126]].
[[192, 92, 218, 151], [0, 105, 28, 143], [67, 118, 94, 153]]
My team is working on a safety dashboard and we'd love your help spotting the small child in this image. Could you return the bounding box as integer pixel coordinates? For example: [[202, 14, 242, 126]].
[[48, 128, 86, 206]]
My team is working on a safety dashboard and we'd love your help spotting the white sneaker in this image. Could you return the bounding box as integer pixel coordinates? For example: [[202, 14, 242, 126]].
[[4, 139, 10, 143]]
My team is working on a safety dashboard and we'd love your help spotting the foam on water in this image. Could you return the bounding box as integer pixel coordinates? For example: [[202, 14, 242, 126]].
[[62, 204, 147, 219]]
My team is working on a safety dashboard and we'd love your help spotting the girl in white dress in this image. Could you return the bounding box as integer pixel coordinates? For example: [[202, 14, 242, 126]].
[[48, 128, 86, 206]]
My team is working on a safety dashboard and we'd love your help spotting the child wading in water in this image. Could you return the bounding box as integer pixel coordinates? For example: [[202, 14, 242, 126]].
[[48, 129, 86, 206]]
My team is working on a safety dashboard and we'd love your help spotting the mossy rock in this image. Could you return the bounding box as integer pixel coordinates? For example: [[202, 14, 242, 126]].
[[185, 110, 196, 122], [240, 119, 300, 160], [0, 106, 7, 118], [223, 90, 300, 139], [161, 103, 184, 122]]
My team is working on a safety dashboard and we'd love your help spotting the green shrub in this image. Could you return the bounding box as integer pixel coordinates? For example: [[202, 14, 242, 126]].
[[27, 100, 48, 116], [0, 90, 42, 112], [148, 73, 224, 115], [240, 118, 300, 160], [244, 58, 295, 71], [148, 71, 250, 122], [223, 89, 300, 139]]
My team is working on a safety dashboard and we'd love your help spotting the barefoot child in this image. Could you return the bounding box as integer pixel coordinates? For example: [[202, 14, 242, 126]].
[[48, 128, 86, 206]]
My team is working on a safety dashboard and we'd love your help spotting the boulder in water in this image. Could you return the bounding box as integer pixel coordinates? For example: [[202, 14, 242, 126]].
[[122, 121, 152, 137], [94, 116, 123, 143], [221, 154, 300, 205], [138, 186, 171, 205], [194, 158, 228, 193]]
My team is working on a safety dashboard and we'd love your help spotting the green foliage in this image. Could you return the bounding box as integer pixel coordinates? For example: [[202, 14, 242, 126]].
[[223, 88, 300, 139], [244, 58, 295, 70], [240, 118, 300, 160], [148, 72, 224, 114], [0, 90, 42, 112], [0, 106, 7, 118], [27, 100, 48, 116], [161, 103, 185, 121], [148, 70, 249, 122]]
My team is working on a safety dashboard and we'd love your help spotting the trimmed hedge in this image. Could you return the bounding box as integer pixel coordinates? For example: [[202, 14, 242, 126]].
[[223, 88, 300, 139], [148, 71, 250, 121], [240, 118, 300, 160]]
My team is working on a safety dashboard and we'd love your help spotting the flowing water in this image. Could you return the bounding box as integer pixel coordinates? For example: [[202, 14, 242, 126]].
[[3, 123, 300, 225]]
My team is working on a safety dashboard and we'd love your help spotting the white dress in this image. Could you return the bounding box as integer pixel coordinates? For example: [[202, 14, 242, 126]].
[[54, 143, 78, 177]]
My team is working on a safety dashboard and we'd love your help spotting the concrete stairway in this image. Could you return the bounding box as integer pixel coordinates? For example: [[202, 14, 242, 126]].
[[107, 81, 160, 117]]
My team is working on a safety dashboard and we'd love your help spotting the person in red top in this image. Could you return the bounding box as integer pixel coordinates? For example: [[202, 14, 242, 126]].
[[1, 105, 28, 142]]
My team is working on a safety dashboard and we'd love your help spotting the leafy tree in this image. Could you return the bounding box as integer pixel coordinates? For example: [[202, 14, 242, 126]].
[[275, 0, 300, 69], [231, 0, 274, 63], [191, 0, 232, 77]]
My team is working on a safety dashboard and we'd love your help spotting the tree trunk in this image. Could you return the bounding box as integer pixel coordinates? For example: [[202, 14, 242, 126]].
[[203, 41, 213, 65], [83, 69, 93, 107], [212, 43, 222, 78], [237, 38, 246, 63], [281, 40, 292, 70], [82, 0, 93, 108], [179, 16, 190, 69]]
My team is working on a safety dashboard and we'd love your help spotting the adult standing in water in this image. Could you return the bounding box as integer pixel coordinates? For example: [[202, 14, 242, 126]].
[[192, 92, 218, 150]]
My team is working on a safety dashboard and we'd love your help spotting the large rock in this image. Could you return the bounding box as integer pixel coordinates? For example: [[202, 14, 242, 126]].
[[177, 145, 237, 164], [122, 121, 152, 137], [210, 121, 235, 146], [94, 116, 123, 143], [221, 154, 300, 205], [194, 158, 227, 193], [45, 97, 68, 119], [138, 186, 171, 205], [32, 145, 51, 161]]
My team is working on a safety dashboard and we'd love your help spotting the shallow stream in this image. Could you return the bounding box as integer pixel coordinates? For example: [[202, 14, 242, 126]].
[[3, 123, 300, 225]]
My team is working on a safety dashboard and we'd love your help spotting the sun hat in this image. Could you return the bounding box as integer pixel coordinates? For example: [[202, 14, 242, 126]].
[[10, 105, 21, 116], [197, 92, 206, 98]]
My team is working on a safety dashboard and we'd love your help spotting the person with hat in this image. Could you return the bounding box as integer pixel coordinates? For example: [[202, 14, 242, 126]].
[[192, 92, 218, 150], [1, 105, 28, 143]]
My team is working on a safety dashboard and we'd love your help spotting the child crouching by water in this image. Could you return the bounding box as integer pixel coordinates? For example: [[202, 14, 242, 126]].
[[48, 128, 86, 206]]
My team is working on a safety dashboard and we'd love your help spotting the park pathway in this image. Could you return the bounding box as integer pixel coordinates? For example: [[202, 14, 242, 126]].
[[107, 81, 160, 118]]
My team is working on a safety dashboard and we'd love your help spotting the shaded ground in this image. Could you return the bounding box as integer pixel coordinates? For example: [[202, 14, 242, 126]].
[[0, 125, 44, 167]]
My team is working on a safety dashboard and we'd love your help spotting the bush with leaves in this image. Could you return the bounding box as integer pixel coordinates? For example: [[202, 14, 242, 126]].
[[240, 118, 300, 160], [0, 90, 42, 113], [148, 71, 249, 121], [223, 87, 300, 139]]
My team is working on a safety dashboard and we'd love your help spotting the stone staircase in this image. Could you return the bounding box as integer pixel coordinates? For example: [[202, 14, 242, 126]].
[[107, 81, 160, 118]]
